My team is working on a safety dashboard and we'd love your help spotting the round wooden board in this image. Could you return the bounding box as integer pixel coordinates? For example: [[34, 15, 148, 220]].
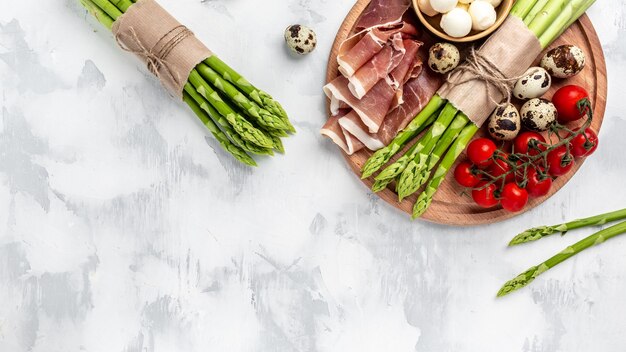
[[326, 0, 607, 226]]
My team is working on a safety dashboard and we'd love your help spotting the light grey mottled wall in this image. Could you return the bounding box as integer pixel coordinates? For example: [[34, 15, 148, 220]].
[[0, 0, 625, 351]]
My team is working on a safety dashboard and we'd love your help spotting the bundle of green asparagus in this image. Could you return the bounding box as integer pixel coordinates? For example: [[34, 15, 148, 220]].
[[498, 208, 626, 297], [79, 0, 294, 167], [361, 0, 596, 218]]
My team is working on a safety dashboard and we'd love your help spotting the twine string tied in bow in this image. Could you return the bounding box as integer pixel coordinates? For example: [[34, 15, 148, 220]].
[[446, 46, 529, 108], [115, 25, 193, 87]]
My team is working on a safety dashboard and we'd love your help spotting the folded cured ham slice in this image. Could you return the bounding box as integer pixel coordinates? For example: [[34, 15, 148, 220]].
[[338, 111, 385, 151], [338, 68, 443, 153], [324, 38, 421, 133], [347, 38, 404, 99], [324, 75, 395, 134], [337, 22, 418, 78], [355, 0, 412, 32], [321, 111, 365, 155]]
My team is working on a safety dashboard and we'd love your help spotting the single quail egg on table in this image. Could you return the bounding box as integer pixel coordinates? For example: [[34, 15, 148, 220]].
[[520, 98, 557, 132], [440, 8, 473, 38], [513, 67, 552, 100], [540, 44, 586, 78], [284, 25, 317, 55], [428, 42, 461, 74], [488, 104, 521, 141], [468, 0, 497, 31]]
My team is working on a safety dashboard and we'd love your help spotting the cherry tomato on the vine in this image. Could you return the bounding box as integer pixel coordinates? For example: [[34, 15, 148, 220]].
[[487, 154, 516, 183], [513, 132, 547, 157], [552, 85, 590, 123], [547, 145, 575, 177], [472, 181, 499, 208], [454, 161, 481, 187], [525, 167, 553, 198], [467, 138, 497, 169], [570, 128, 599, 158], [500, 183, 529, 212]]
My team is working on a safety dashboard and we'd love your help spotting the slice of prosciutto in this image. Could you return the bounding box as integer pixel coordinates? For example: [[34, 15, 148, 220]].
[[347, 34, 405, 99], [324, 38, 421, 133], [320, 110, 365, 155], [355, 0, 412, 32], [324, 74, 396, 134], [337, 22, 418, 78]]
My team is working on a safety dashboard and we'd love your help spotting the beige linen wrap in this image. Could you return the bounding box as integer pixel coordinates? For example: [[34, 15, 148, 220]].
[[112, 0, 213, 99], [438, 16, 543, 126]]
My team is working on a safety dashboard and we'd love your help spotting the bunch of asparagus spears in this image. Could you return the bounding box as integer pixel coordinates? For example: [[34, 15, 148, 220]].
[[498, 208, 626, 297], [79, 0, 295, 167], [360, 0, 596, 219]]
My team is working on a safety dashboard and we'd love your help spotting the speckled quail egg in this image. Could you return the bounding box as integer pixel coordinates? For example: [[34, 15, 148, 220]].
[[520, 98, 557, 132], [540, 45, 586, 78], [488, 104, 521, 141], [284, 25, 317, 55], [428, 42, 460, 74], [513, 67, 552, 100]]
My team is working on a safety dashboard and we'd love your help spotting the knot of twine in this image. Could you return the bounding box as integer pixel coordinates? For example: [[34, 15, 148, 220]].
[[446, 47, 527, 107], [115, 25, 192, 86]]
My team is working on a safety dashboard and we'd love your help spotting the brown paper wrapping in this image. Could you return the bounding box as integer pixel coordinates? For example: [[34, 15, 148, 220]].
[[438, 16, 543, 126], [112, 0, 212, 99]]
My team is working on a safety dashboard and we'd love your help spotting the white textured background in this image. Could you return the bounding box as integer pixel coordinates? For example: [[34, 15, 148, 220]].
[[1, 0, 625, 351]]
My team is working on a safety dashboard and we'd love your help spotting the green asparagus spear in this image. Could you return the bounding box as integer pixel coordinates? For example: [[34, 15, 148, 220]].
[[509, 208, 626, 246], [183, 92, 256, 166], [79, 0, 115, 29], [91, 0, 123, 20], [183, 84, 273, 156], [109, 0, 133, 12], [371, 127, 436, 193], [412, 124, 479, 219], [361, 96, 445, 179], [539, 0, 592, 48], [498, 220, 626, 297], [188, 69, 273, 149], [397, 104, 460, 201], [510, 0, 538, 19], [411, 113, 469, 195], [196, 63, 290, 131], [204, 56, 295, 132], [522, 0, 549, 25], [527, 0, 568, 40]]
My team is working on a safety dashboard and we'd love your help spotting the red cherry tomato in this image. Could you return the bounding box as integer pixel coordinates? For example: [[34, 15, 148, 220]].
[[547, 145, 575, 177], [454, 161, 481, 187], [467, 138, 497, 169], [570, 128, 599, 158], [513, 132, 547, 157], [552, 85, 590, 123], [487, 154, 515, 183], [501, 183, 529, 212], [472, 181, 499, 208], [525, 167, 553, 198]]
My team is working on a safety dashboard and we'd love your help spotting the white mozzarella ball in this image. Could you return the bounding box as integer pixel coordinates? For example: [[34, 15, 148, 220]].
[[469, 1, 497, 31], [419, 0, 439, 16], [440, 8, 472, 38], [430, 0, 458, 13], [481, 0, 502, 6]]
